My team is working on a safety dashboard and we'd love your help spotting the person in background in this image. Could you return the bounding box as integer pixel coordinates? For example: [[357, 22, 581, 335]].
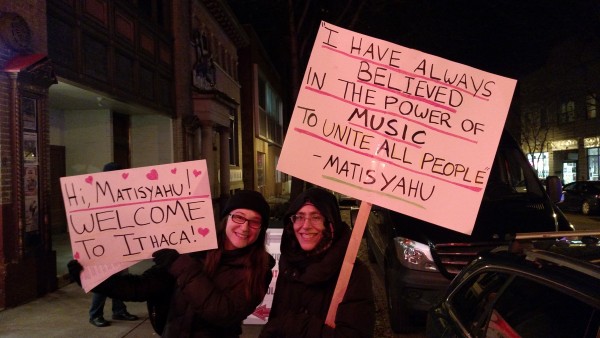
[[88, 162, 139, 327], [69, 189, 275, 337], [260, 187, 375, 337]]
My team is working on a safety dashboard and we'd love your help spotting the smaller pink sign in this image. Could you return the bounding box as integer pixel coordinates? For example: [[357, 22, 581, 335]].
[[60, 160, 216, 291]]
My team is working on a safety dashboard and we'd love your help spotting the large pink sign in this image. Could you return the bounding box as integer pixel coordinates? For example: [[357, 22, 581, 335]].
[[278, 22, 517, 235]]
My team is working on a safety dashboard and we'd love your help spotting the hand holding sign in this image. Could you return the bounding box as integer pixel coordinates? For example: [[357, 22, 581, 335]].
[[152, 248, 180, 269]]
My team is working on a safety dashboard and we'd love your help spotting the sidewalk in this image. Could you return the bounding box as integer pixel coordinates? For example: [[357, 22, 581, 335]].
[[0, 259, 264, 338], [0, 281, 154, 338]]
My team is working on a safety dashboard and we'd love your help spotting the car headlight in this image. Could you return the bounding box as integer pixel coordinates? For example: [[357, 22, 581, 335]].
[[393, 237, 438, 272]]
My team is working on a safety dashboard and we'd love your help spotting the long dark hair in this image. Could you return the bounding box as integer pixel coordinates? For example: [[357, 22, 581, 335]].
[[203, 216, 271, 301]]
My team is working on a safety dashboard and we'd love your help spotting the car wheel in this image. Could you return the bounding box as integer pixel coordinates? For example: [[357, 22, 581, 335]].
[[582, 201, 591, 215], [385, 268, 413, 333]]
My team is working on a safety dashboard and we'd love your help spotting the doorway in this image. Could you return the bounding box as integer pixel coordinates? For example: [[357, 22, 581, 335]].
[[50, 145, 70, 280], [562, 161, 577, 184], [50, 145, 66, 233]]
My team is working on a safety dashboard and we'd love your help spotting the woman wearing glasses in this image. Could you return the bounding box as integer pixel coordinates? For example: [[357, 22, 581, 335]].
[[260, 187, 375, 338], [68, 190, 275, 338]]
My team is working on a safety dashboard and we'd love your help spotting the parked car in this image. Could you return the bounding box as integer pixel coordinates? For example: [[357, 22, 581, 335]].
[[360, 130, 573, 333], [560, 180, 600, 215], [426, 232, 600, 338]]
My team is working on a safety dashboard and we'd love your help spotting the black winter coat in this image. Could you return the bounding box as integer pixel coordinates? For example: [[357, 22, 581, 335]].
[[95, 247, 275, 338], [260, 188, 375, 338]]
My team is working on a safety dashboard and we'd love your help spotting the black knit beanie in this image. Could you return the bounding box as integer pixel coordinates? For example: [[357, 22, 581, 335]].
[[103, 162, 123, 172], [221, 190, 270, 228]]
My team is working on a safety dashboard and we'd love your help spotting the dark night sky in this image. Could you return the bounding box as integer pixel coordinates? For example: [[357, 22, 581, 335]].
[[229, 0, 599, 81]]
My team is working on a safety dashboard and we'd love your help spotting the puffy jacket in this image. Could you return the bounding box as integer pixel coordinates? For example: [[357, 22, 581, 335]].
[[96, 247, 275, 338]]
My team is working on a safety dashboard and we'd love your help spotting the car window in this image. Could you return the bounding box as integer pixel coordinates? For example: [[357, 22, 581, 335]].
[[449, 271, 511, 333], [563, 183, 577, 192], [585, 182, 600, 192], [448, 270, 597, 338], [491, 276, 595, 338], [484, 145, 548, 201]]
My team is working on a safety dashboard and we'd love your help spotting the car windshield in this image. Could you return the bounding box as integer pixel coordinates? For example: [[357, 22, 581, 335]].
[[484, 146, 545, 200]]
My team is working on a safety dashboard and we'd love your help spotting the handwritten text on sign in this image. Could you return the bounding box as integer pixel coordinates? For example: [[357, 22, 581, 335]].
[[60, 160, 217, 265], [277, 22, 517, 235]]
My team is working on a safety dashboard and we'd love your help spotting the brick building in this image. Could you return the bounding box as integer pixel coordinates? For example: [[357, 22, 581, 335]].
[[0, 0, 288, 309], [1, 0, 55, 309]]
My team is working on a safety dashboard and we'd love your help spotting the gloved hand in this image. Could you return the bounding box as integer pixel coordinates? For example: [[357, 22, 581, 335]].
[[152, 248, 180, 269], [67, 260, 83, 286]]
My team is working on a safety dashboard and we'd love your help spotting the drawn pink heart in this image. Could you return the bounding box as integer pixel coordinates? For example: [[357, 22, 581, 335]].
[[74, 252, 80, 260], [146, 169, 159, 180], [193, 169, 202, 177], [170, 168, 177, 174], [85, 176, 93, 184], [197, 227, 210, 237], [122, 173, 129, 179]]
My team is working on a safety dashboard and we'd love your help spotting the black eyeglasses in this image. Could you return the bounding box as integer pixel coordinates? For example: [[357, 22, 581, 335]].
[[290, 214, 325, 225], [229, 213, 262, 230]]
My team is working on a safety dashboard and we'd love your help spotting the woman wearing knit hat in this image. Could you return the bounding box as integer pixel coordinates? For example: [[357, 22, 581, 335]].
[[260, 187, 375, 337], [68, 190, 275, 338]]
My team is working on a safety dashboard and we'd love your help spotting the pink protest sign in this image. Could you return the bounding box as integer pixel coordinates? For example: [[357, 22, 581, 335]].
[[60, 160, 217, 267], [278, 22, 517, 235]]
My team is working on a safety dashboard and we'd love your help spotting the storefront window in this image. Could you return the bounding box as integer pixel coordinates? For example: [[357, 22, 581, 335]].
[[563, 162, 577, 184], [588, 148, 599, 180], [527, 152, 549, 178]]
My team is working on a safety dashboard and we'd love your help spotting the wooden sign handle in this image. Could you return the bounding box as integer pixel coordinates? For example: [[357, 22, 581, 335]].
[[325, 201, 372, 328]]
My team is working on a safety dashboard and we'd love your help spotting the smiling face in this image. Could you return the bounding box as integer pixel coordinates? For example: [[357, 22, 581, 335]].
[[224, 208, 262, 250], [292, 203, 327, 251]]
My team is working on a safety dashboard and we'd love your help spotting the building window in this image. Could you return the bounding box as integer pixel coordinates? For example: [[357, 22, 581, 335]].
[[229, 112, 239, 166], [233, 57, 238, 81], [275, 155, 282, 183], [586, 93, 597, 119], [527, 152, 549, 178], [588, 148, 599, 180], [224, 51, 230, 75], [257, 152, 265, 193], [135, 0, 171, 31], [558, 99, 576, 124], [257, 76, 283, 144], [275, 155, 287, 184], [113, 112, 131, 168]]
